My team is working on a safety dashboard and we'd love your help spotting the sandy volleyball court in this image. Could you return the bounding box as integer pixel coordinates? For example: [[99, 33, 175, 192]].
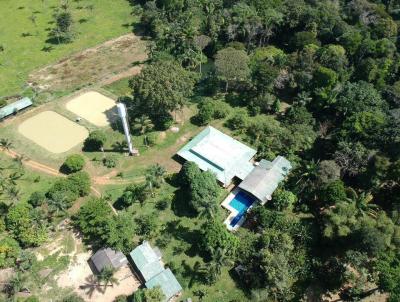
[[66, 91, 117, 127], [18, 111, 88, 153]]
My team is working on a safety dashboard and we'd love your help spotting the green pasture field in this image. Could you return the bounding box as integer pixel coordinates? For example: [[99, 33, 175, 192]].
[[0, 0, 136, 97], [0, 153, 57, 203]]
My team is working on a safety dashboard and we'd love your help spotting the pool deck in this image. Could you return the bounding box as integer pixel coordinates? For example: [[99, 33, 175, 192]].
[[221, 188, 254, 231]]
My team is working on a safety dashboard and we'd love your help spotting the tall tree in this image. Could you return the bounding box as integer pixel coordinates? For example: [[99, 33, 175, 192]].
[[130, 60, 197, 127], [215, 47, 250, 92]]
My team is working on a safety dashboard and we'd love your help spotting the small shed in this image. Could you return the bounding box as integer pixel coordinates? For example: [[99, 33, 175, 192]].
[[129, 241, 164, 282], [239, 156, 292, 204], [145, 268, 183, 302], [90, 248, 128, 274], [0, 97, 33, 120]]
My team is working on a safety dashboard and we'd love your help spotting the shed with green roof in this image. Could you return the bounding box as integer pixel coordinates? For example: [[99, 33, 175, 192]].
[[145, 268, 183, 302], [129, 241, 164, 282], [177, 126, 256, 187]]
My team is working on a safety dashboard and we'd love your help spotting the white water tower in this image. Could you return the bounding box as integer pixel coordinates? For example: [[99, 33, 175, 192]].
[[116, 103, 138, 156]]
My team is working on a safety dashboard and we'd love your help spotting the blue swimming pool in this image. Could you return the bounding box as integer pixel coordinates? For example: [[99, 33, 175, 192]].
[[229, 191, 255, 227]]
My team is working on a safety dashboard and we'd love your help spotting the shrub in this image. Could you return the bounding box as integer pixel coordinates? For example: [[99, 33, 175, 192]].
[[103, 155, 118, 168], [135, 215, 158, 238], [196, 99, 231, 125], [272, 189, 298, 211], [47, 171, 90, 207], [146, 132, 158, 147], [62, 154, 85, 173], [24, 297, 40, 302], [83, 130, 107, 151], [67, 171, 91, 197], [28, 191, 46, 207], [0, 99, 6, 108], [0, 237, 21, 268], [114, 296, 128, 302], [61, 293, 85, 302], [226, 108, 249, 131], [156, 196, 171, 210]]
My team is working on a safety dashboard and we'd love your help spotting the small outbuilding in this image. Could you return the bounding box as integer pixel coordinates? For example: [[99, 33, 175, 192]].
[[0, 97, 33, 120], [129, 241, 183, 302], [129, 241, 164, 282], [238, 156, 292, 204], [145, 268, 183, 302], [90, 247, 128, 274]]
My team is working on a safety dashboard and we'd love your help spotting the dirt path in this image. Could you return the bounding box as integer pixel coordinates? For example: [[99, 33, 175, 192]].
[[2, 148, 62, 177], [0, 147, 140, 185]]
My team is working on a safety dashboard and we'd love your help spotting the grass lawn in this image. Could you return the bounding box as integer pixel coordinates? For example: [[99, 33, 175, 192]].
[[103, 77, 132, 96], [0, 153, 57, 204], [0, 0, 136, 97]]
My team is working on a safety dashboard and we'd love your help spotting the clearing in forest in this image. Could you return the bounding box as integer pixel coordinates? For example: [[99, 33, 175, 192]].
[[29, 34, 147, 92], [66, 91, 117, 127], [18, 111, 88, 153]]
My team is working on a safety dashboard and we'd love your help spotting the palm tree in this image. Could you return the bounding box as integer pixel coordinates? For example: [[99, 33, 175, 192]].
[[6, 185, 21, 203], [0, 138, 12, 150], [144, 164, 167, 197], [198, 200, 220, 220], [7, 170, 24, 185], [148, 164, 166, 186], [209, 248, 233, 277], [97, 266, 119, 289], [145, 173, 157, 198], [346, 188, 379, 218], [47, 193, 69, 217], [7, 272, 27, 296], [132, 115, 154, 147], [13, 154, 28, 167]]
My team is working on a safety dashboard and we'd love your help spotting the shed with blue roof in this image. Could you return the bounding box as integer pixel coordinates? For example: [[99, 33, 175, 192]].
[[0, 97, 33, 120]]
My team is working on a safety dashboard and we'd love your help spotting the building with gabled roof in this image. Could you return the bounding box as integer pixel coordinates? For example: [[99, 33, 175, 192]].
[[0, 97, 33, 120], [238, 156, 292, 204], [177, 126, 256, 187], [145, 268, 183, 302], [129, 241, 182, 301], [90, 247, 128, 274], [129, 241, 164, 282]]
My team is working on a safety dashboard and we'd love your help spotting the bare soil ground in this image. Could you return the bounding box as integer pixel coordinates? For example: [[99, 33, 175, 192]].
[[18, 111, 89, 153], [57, 253, 139, 302], [66, 91, 117, 127], [28, 34, 147, 92], [33, 223, 139, 302]]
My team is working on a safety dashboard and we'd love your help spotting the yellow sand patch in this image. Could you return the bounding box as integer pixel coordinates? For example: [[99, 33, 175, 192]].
[[66, 91, 117, 127], [18, 111, 88, 153]]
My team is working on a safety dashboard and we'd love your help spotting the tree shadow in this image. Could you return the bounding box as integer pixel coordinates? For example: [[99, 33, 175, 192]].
[[79, 275, 105, 298], [163, 221, 202, 258], [171, 188, 197, 218], [41, 45, 54, 52]]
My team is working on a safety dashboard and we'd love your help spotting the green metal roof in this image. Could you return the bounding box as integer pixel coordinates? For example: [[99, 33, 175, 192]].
[[239, 156, 292, 203], [0, 97, 33, 119], [177, 126, 256, 186], [129, 241, 164, 282], [145, 268, 183, 302]]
